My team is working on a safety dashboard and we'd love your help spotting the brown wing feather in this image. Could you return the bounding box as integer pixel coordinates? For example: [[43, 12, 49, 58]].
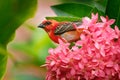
[[54, 21, 81, 35]]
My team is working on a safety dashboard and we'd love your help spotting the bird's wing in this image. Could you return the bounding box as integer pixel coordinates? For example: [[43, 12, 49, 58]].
[[54, 21, 81, 35]]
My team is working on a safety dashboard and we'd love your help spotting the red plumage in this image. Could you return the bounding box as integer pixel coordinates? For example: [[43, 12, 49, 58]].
[[38, 20, 83, 43]]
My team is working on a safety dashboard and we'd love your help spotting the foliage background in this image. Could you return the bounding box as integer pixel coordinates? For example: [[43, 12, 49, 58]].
[[0, 0, 120, 80], [3, 0, 58, 80]]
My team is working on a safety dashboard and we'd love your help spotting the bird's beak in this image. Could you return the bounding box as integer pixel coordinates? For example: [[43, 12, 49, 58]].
[[38, 23, 45, 28]]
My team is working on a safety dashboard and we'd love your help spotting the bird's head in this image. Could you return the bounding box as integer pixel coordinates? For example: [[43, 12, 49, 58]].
[[38, 20, 59, 32]]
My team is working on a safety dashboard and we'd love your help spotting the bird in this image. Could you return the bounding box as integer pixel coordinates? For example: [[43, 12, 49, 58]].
[[38, 20, 83, 44]]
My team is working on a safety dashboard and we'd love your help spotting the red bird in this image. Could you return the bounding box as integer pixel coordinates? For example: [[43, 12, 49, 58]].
[[38, 20, 83, 43]]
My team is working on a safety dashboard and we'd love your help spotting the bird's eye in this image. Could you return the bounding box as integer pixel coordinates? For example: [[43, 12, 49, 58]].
[[44, 21, 52, 25]]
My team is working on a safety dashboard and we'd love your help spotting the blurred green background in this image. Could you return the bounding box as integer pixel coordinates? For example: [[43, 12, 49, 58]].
[[3, 0, 58, 80], [1, 0, 109, 80]]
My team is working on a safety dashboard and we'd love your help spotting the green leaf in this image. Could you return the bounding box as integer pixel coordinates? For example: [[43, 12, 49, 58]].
[[0, 54, 7, 80], [93, 0, 108, 12], [46, 16, 81, 22], [0, 0, 37, 45], [0, 46, 7, 80], [90, 7, 105, 17], [51, 3, 104, 18], [59, 0, 108, 13], [0, 0, 37, 79], [105, 0, 120, 28], [60, 0, 93, 4]]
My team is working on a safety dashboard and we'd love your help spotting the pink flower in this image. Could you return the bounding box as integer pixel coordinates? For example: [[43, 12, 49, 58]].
[[45, 13, 120, 80]]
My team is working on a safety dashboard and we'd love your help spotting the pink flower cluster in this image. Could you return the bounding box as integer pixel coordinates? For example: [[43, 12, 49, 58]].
[[46, 14, 120, 80]]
